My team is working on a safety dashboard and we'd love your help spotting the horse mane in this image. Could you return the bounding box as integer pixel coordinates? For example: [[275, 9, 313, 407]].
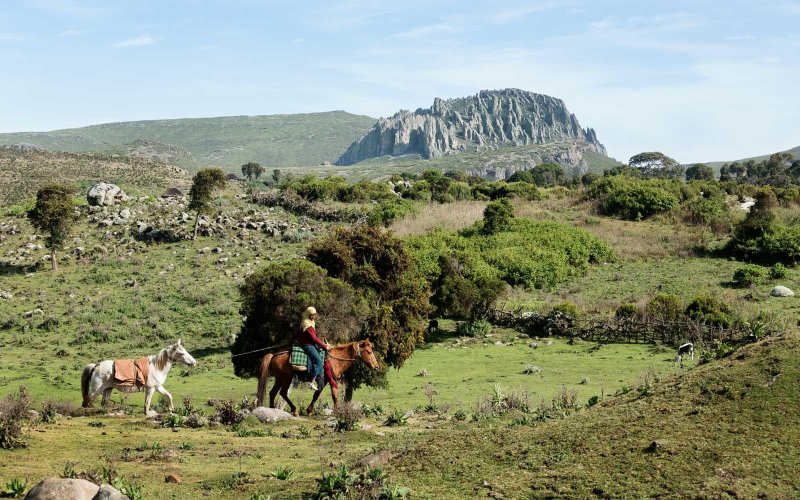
[[154, 346, 171, 371]]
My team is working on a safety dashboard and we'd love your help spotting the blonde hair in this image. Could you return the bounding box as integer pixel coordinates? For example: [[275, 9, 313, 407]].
[[301, 306, 317, 331]]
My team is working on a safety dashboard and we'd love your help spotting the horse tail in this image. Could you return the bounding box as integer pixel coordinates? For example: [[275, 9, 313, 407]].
[[81, 363, 97, 408], [256, 353, 274, 407]]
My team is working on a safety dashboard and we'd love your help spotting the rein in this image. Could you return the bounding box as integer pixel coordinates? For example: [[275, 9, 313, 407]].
[[328, 342, 362, 362]]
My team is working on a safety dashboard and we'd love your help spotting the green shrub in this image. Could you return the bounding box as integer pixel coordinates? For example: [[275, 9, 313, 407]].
[[551, 302, 579, 321], [456, 320, 493, 337], [367, 198, 418, 227], [769, 263, 788, 279], [431, 253, 506, 320], [3, 477, 27, 498], [0, 387, 31, 449], [732, 265, 767, 287], [383, 410, 408, 426], [482, 198, 515, 235], [684, 196, 732, 232], [685, 296, 734, 328], [587, 176, 679, 220], [643, 294, 684, 322], [332, 402, 362, 432], [615, 303, 638, 319]]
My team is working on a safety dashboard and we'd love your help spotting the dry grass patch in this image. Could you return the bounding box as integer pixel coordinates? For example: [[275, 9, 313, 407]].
[[390, 200, 487, 236]]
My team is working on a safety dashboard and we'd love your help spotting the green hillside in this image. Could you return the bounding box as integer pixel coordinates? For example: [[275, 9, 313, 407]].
[[705, 144, 800, 169], [0, 111, 376, 171]]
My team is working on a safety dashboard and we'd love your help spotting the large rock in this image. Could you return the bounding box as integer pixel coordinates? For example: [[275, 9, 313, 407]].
[[356, 449, 394, 469], [335, 88, 606, 166], [771, 286, 795, 297], [252, 406, 295, 423], [87, 183, 128, 206], [24, 478, 128, 500]]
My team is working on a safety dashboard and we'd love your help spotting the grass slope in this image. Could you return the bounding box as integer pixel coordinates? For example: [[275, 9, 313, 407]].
[[0, 147, 187, 205], [392, 332, 800, 498], [0, 111, 377, 170]]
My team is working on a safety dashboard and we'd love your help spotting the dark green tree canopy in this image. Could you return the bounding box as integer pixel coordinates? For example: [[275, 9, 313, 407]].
[[307, 225, 430, 370], [509, 163, 565, 187], [231, 260, 368, 377], [241, 162, 264, 181], [482, 198, 515, 235], [685, 163, 715, 181], [629, 152, 684, 180], [188, 168, 226, 214], [27, 184, 75, 270]]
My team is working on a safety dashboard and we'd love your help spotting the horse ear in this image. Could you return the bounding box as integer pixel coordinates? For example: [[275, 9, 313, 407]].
[[177, 338, 182, 346]]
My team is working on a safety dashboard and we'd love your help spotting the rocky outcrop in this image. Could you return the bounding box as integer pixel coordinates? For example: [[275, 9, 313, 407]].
[[336, 88, 605, 165], [24, 478, 128, 500], [464, 141, 603, 180], [87, 183, 128, 206]]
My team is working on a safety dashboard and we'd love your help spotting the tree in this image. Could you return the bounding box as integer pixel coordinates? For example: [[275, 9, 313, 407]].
[[241, 162, 264, 181], [306, 225, 431, 398], [28, 184, 75, 271], [231, 260, 367, 377], [629, 152, 684, 179], [272, 169, 281, 185], [482, 198, 514, 235], [431, 253, 506, 320], [188, 168, 226, 240], [685, 163, 714, 181]]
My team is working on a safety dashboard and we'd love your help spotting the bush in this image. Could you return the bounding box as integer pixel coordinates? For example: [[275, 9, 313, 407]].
[[551, 302, 579, 321], [308, 464, 408, 500], [769, 263, 788, 279], [367, 198, 417, 227], [431, 253, 506, 320], [685, 296, 734, 328], [383, 409, 408, 426], [332, 402, 362, 432], [684, 196, 732, 233], [231, 260, 367, 377], [482, 198, 514, 235], [615, 303, 639, 319], [214, 400, 244, 426], [587, 176, 679, 220], [0, 387, 31, 449], [643, 294, 684, 322], [732, 265, 767, 287], [455, 320, 493, 337]]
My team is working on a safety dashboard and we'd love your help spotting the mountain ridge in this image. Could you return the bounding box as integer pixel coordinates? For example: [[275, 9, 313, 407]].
[[336, 88, 606, 166]]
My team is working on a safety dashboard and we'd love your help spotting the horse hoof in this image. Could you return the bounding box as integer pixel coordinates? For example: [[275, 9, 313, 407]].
[[292, 411, 299, 417]]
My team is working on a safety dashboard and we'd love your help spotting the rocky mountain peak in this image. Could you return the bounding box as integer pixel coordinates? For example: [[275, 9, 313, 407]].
[[335, 89, 605, 166]]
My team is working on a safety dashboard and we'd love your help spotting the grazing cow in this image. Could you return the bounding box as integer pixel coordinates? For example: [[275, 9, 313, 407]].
[[675, 342, 694, 363], [427, 319, 439, 335]]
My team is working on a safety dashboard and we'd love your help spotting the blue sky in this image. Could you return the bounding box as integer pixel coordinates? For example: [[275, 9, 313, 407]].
[[0, 0, 798, 162]]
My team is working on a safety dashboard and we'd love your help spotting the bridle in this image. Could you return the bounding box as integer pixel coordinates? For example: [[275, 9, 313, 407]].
[[327, 342, 367, 362]]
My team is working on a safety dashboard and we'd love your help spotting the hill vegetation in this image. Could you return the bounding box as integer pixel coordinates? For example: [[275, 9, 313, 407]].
[[0, 146, 188, 205], [0, 111, 377, 171]]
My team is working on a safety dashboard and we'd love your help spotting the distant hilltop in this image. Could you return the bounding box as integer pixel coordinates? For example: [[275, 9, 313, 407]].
[[336, 88, 605, 166]]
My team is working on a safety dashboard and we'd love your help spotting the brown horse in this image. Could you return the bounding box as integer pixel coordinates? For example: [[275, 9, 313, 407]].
[[256, 339, 379, 416]]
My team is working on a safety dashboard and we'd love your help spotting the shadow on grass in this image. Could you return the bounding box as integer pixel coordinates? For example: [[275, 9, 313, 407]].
[[0, 263, 35, 277], [192, 345, 233, 359]]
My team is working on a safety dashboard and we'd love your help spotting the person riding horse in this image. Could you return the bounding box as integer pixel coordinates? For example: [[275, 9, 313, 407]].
[[295, 306, 331, 391]]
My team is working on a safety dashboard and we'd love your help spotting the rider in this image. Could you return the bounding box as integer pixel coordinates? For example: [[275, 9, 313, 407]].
[[296, 306, 331, 391]]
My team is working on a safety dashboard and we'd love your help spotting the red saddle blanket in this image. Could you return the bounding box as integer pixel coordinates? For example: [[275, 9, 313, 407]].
[[113, 358, 149, 387]]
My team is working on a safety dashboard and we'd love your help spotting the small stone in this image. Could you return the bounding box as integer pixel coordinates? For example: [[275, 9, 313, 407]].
[[197, 247, 211, 254], [771, 286, 794, 297], [165, 474, 182, 484], [529, 342, 539, 349], [0, 290, 12, 299]]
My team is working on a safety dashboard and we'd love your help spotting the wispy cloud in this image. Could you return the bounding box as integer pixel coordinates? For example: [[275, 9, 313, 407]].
[[58, 29, 84, 37], [112, 35, 158, 48], [292, 37, 305, 44], [394, 23, 458, 39]]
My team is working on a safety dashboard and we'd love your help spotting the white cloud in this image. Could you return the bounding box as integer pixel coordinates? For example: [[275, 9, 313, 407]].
[[394, 23, 458, 39], [112, 35, 158, 48], [58, 29, 84, 37], [292, 37, 305, 44]]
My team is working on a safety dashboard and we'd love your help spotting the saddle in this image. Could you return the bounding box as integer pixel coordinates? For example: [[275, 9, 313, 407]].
[[113, 358, 149, 388], [289, 345, 326, 381]]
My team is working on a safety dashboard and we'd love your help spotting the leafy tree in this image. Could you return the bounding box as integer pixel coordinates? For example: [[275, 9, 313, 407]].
[[241, 162, 264, 181], [307, 225, 431, 398], [420, 169, 452, 202], [27, 184, 75, 271], [188, 168, 226, 240], [530, 163, 565, 187], [629, 152, 684, 180], [482, 198, 514, 235], [580, 172, 601, 186], [272, 169, 281, 185], [231, 260, 367, 377], [685, 163, 714, 181], [431, 253, 506, 320]]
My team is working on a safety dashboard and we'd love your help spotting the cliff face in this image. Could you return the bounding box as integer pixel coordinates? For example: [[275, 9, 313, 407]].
[[336, 89, 606, 166]]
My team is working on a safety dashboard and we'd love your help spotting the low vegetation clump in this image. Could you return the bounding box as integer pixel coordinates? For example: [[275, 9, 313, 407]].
[[332, 402, 363, 432], [728, 190, 800, 263], [685, 295, 735, 328], [0, 387, 31, 449], [409, 218, 613, 295], [732, 265, 767, 287], [586, 175, 680, 220], [455, 319, 493, 337], [308, 465, 408, 500]]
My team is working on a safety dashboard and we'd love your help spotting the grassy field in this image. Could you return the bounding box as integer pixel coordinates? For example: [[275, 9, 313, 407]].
[[2, 178, 799, 498], [0, 111, 377, 171]]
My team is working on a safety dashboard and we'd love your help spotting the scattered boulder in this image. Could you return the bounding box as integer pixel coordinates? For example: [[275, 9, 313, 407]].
[[252, 406, 295, 423], [118, 208, 131, 219], [0, 290, 12, 299], [197, 247, 211, 254], [771, 286, 794, 297], [356, 449, 394, 469], [164, 474, 182, 484], [24, 478, 129, 500], [23, 308, 44, 318], [87, 183, 128, 206]]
